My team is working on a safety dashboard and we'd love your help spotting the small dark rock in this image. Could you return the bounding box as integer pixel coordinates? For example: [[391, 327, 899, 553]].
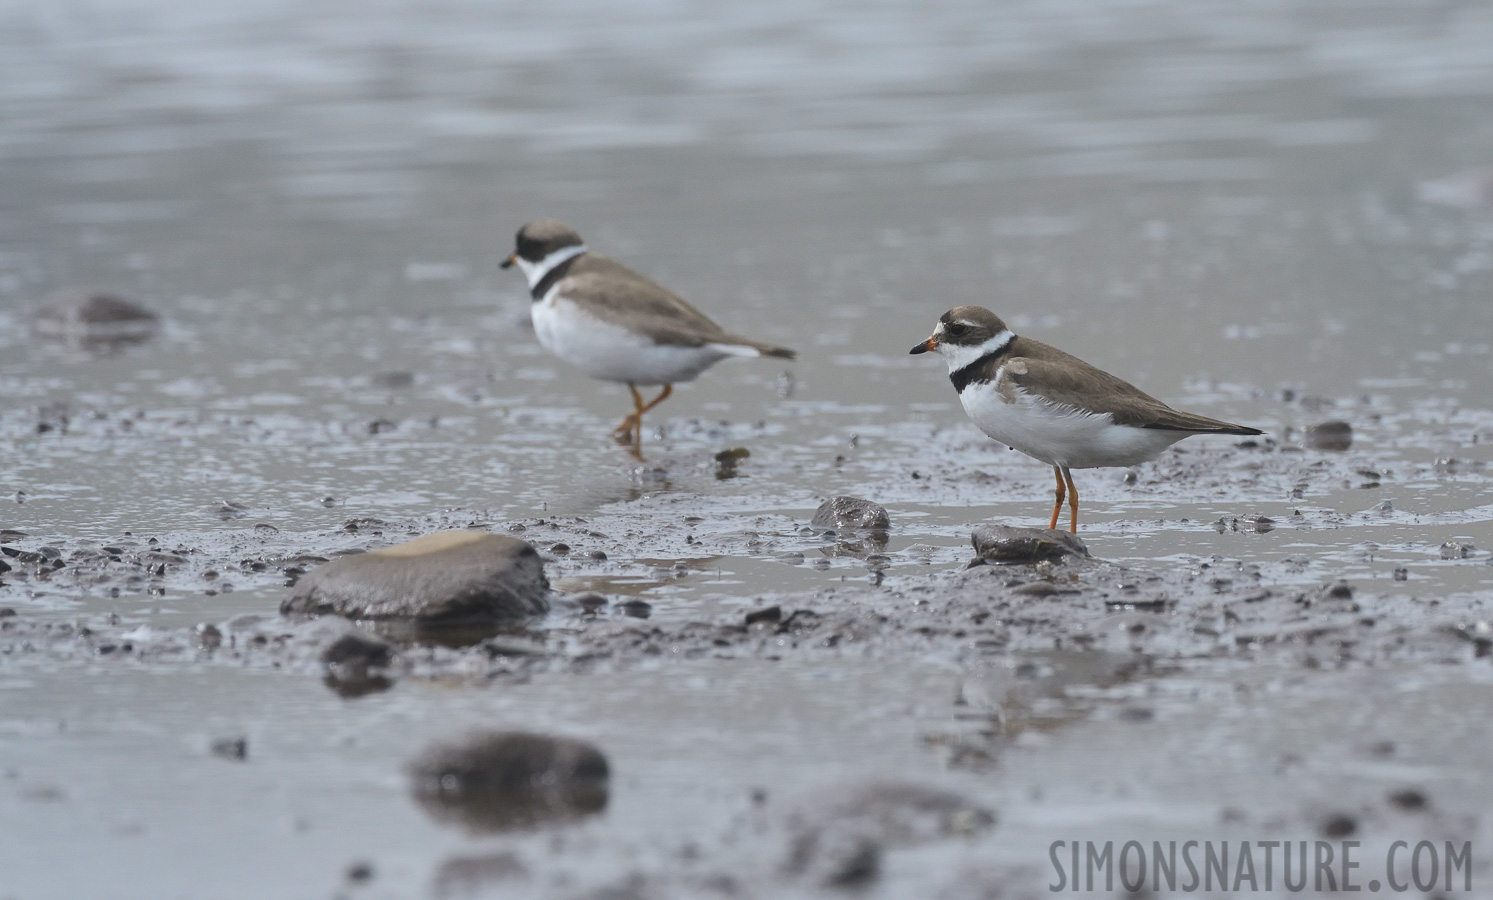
[[345, 861, 374, 883], [745, 605, 782, 626], [1320, 813, 1356, 837], [572, 592, 609, 613], [971, 524, 1089, 565], [1388, 789, 1429, 811], [715, 446, 750, 479], [1302, 420, 1353, 451], [408, 731, 609, 833], [617, 599, 652, 619], [1440, 540, 1476, 560], [1241, 515, 1275, 534], [372, 370, 415, 389], [282, 531, 549, 626], [211, 737, 248, 761], [0, 608, 15, 618], [811, 497, 890, 532]]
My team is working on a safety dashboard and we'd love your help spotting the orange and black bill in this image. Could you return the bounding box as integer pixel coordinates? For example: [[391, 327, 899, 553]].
[[499, 253, 516, 269], [909, 336, 938, 354]]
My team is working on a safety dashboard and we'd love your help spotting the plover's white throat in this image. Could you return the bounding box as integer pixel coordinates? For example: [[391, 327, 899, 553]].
[[911, 305, 1263, 532], [502, 219, 795, 456]]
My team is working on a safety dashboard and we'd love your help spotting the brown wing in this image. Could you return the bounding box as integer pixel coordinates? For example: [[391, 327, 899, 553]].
[[1003, 349, 1261, 434], [557, 255, 796, 357]]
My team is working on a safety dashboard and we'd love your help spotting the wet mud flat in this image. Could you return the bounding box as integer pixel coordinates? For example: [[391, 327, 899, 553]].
[[5, 1, 1493, 892], [4, 414, 1493, 898]]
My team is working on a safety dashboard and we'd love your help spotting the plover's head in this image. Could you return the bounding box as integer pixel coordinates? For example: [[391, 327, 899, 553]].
[[501, 220, 588, 287], [909, 306, 1015, 372]]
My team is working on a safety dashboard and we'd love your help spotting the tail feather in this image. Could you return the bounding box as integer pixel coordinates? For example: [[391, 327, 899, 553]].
[[710, 338, 797, 360], [1143, 415, 1264, 435]]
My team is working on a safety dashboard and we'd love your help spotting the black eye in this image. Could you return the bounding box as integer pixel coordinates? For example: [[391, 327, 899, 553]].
[[946, 323, 968, 337]]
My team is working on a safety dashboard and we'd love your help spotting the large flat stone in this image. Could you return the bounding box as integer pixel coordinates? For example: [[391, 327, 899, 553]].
[[281, 531, 549, 624]]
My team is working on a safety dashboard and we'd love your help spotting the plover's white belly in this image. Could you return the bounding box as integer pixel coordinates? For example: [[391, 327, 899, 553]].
[[531, 294, 729, 385], [960, 381, 1187, 469]]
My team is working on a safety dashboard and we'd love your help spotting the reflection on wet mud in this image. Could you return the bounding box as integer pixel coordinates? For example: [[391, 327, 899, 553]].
[[28, 290, 160, 353], [930, 651, 1157, 769], [368, 618, 544, 651]]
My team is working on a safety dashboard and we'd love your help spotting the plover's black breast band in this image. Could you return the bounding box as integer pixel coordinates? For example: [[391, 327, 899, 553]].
[[949, 343, 1015, 393], [531, 254, 582, 301]]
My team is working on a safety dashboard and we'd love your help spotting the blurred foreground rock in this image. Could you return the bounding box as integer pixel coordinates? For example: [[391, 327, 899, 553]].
[[408, 731, 608, 833], [1302, 420, 1353, 451]]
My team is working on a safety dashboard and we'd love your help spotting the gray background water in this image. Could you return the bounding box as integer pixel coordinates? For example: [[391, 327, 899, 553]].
[[3, 1, 1492, 896]]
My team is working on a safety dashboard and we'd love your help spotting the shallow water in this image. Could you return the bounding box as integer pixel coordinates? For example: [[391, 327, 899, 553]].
[[3, 0, 1493, 896]]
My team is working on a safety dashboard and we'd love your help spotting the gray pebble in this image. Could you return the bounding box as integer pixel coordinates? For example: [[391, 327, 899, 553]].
[[971, 524, 1089, 565], [810, 497, 890, 532]]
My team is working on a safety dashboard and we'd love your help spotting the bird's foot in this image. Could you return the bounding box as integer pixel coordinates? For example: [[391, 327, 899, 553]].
[[611, 416, 638, 444]]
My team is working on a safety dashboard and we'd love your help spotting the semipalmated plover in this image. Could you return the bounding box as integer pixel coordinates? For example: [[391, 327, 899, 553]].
[[911, 306, 1263, 532], [501, 220, 796, 456]]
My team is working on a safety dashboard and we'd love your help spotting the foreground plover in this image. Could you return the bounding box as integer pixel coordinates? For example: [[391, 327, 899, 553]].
[[911, 306, 1262, 532]]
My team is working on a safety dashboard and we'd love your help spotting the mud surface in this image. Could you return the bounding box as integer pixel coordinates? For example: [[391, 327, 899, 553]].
[[4, 1, 1493, 898]]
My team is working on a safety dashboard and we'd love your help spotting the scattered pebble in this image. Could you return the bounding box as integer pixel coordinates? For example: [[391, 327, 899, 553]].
[[970, 524, 1088, 565], [571, 593, 609, 614], [1440, 540, 1477, 560], [745, 605, 782, 626], [211, 737, 248, 761], [810, 497, 890, 532], [1320, 813, 1356, 837], [617, 599, 651, 619]]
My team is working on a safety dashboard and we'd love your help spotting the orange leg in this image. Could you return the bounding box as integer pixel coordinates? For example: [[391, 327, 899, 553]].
[[611, 384, 672, 457], [1047, 465, 1066, 530], [611, 384, 646, 444], [1061, 466, 1079, 533]]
